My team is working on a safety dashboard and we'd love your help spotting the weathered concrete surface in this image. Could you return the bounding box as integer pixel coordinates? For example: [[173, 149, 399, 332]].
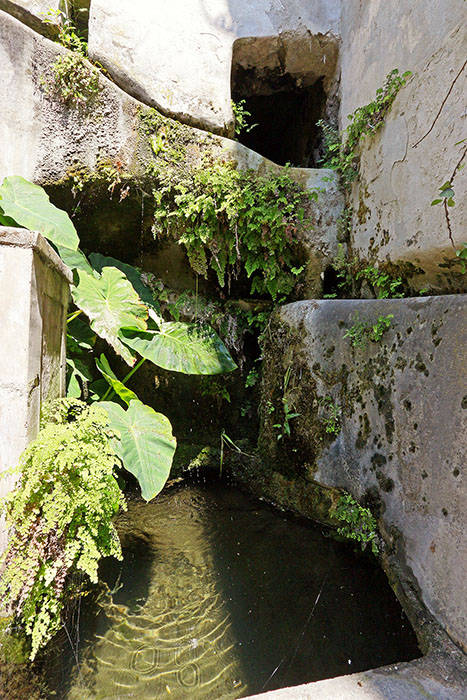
[[0, 9, 143, 186], [245, 653, 467, 700], [258, 296, 466, 651], [88, 0, 341, 135], [339, 1, 466, 292], [0, 228, 71, 550]]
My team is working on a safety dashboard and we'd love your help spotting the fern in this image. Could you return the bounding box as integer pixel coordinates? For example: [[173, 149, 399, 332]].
[[0, 399, 125, 659]]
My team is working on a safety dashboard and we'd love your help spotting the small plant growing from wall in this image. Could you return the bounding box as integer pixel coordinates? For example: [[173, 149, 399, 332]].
[[356, 266, 404, 299], [272, 366, 300, 441], [231, 99, 258, 136], [319, 396, 341, 436], [430, 138, 466, 250], [344, 313, 394, 349], [455, 242, 467, 273], [318, 69, 412, 186], [42, 9, 100, 105], [333, 493, 379, 556]]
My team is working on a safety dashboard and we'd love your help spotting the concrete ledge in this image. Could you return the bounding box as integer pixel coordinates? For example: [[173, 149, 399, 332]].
[[0, 225, 70, 550], [0, 227, 72, 283], [245, 653, 467, 699]]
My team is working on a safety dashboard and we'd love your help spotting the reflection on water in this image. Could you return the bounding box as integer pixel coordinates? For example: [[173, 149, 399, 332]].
[[46, 483, 419, 699]]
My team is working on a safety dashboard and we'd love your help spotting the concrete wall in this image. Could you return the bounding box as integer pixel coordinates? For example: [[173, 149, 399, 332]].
[[0, 228, 71, 550], [258, 296, 467, 651], [0, 9, 143, 185], [339, 0, 466, 292]]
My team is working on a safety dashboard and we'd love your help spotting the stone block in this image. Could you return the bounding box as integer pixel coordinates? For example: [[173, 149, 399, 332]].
[[88, 0, 341, 135], [259, 296, 467, 650], [0, 227, 72, 550]]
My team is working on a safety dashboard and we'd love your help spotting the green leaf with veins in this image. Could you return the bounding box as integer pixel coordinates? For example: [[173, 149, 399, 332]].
[[56, 245, 94, 274], [100, 400, 176, 501], [71, 267, 148, 366], [120, 321, 237, 375], [89, 253, 159, 312]]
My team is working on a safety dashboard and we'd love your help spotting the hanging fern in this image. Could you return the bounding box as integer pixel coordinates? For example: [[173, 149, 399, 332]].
[[0, 400, 125, 659]]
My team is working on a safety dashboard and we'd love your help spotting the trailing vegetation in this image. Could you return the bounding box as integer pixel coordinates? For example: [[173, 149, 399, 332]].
[[318, 69, 411, 186], [150, 156, 311, 300], [42, 10, 100, 105], [0, 401, 125, 659], [334, 493, 379, 555]]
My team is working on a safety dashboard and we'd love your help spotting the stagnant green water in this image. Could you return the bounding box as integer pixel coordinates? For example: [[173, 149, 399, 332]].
[[46, 483, 419, 699]]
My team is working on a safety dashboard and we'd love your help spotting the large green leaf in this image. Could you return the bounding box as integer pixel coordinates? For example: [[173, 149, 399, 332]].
[[101, 400, 176, 501], [95, 354, 139, 406], [67, 317, 96, 354], [89, 253, 158, 310], [71, 267, 148, 366], [56, 245, 94, 274], [120, 321, 237, 375], [0, 176, 79, 250], [0, 209, 19, 227]]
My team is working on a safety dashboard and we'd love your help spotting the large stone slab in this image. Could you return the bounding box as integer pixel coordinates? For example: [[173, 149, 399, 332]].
[[0, 9, 143, 185], [88, 0, 341, 135], [339, 1, 466, 292], [0, 228, 72, 551], [259, 296, 467, 651]]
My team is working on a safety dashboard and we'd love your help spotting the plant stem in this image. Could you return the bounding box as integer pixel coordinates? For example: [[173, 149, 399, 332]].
[[67, 309, 82, 324], [101, 358, 146, 402], [122, 357, 146, 386]]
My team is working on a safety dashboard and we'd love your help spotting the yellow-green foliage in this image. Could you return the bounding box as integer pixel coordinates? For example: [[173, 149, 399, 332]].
[[0, 400, 125, 659], [334, 493, 379, 556]]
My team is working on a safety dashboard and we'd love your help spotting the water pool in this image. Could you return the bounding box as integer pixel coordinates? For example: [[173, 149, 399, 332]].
[[46, 483, 419, 699]]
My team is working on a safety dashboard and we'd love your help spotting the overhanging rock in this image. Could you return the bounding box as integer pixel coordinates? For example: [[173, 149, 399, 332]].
[[0, 9, 344, 295], [88, 0, 341, 135]]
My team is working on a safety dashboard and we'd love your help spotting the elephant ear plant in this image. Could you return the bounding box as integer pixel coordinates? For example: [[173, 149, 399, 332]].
[[0, 175, 236, 656]]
